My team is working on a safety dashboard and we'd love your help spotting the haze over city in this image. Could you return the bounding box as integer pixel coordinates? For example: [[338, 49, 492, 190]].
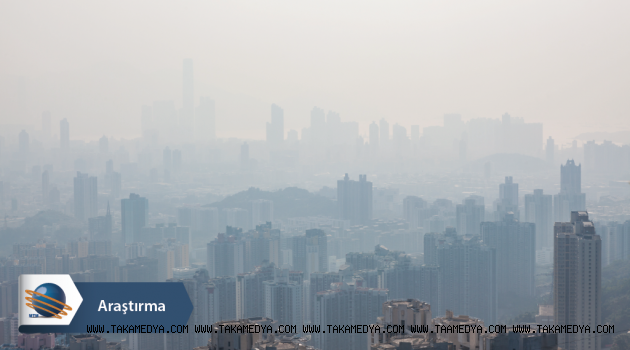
[[1, 1, 629, 142], [0, 2, 629, 350]]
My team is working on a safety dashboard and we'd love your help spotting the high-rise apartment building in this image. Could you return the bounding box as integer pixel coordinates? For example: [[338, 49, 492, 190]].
[[369, 121, 379, 154], [292, 229, 328, 279], [206, 232, 245, 278], [524, 189, 553, 250], [456, 196, 485, 236], [121, 193, 149, 244], [554, 211, 601, 350], [308, 271, 343, 323], [481, 214, 535, 304], [554, 160, 586, 222], [496, 176, 519, 220], [403, 196, 427, 230], [337, 173, 373, 225], [236, 261, 276, 319], [546, 136, 555, 165], [263, 269, 303, 332], [266, 104, 284, 146], [60, 118, 69, 149], [99, 135, 108, 153], [379, 119, 389, 145], [73, 172, 98, 221], [437, 236, 497, 325], [314, 281, 387, 350]]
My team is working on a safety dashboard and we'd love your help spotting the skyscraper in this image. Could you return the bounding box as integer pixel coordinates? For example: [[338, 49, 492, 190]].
[[554, 160, 586, 222], [292, 229, 328, 279], [99, 135, 108, 153], [182, 58, 194, 140], [369, 121, 379, 155], [60, 118, 69, 149], [313, 281, 387, 350], [456, 196, 485, 236], [437, 236, 497, 325], [121, 193, 149, 244], [554, 212, 601, 350], [337, 173, 373, 225], [379, 119, 389, 145], [495, 176, 519, 220], [196, 97, 216, 141], [266, 104, 284, 146], [263, 269, 303, 332], [172, 149, 182, 174], [546, 136, 555, 165], [524, 189, 553, 250], [403, 196, 427, 230], [206, 232, 245, 278], [73, 172, 98, 221], [236, 261, 275, 319], [481, 214, 536, 304]]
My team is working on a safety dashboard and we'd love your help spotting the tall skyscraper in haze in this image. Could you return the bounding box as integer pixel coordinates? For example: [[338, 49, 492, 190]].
[[60, 118, 69, 149], [524, 189, 553, 250], [337, 174, 373, 225], [266, 104, 284, 146], [546, 136, 555, 164], [99, 135, 108, 153], [263, 269, 303, 332], [369, 121, 379, 154], [73, 172, 98, 221], [313, 281, 387, 350], [495, 176, 519, 220], [379, 119, 389, 145], [121, 193, 149, 244], [182, 58, 194, 140], [554, 160, 586, 222], [403, 196, 427, 230], [456, 196, 485, 236], [481, 213, 535, 302], [554, 212, 601, 350], [196, 97, 216, 141]]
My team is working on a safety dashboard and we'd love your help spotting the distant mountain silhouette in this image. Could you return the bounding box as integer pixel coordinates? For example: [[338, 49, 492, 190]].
[[204, 187, 337, 220]]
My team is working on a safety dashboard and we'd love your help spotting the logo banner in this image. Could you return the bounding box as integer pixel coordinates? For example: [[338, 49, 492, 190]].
[[18, 275, 193, 333]]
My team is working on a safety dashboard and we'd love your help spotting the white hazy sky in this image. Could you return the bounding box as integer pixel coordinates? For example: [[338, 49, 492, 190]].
[[0, 1, 628, 144]]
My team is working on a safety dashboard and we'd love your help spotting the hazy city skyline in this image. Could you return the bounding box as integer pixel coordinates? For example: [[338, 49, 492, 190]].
[[1, 1, 629, 142]]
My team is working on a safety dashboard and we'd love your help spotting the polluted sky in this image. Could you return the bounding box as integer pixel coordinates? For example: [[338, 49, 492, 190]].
[[0, 0, 628, 143]]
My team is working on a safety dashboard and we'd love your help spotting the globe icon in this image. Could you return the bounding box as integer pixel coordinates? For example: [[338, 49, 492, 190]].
[[31, 283, 67, 317]]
